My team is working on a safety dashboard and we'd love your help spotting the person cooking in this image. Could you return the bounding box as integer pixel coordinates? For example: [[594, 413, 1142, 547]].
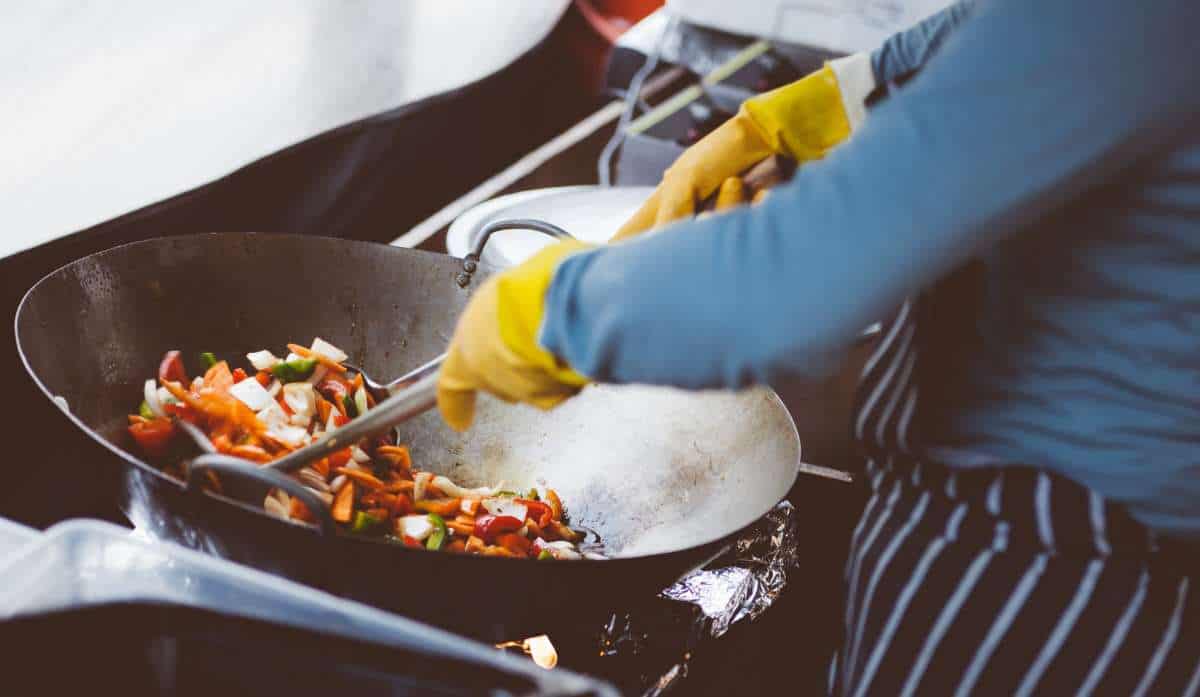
[[437, 0, 1200, 693]]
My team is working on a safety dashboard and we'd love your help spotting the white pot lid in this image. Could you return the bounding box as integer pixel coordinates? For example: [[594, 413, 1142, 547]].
[[446, 186, 654, 268]]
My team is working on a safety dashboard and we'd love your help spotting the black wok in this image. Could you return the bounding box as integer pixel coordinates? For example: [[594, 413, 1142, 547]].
[[15, 233, 800, 639]]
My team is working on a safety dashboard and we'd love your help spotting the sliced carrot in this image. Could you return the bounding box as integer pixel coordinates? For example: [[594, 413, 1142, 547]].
[[289, 497, 315, 523], [255, 371, 272, 387], [331, 481, 354, 523], [315, 394, 333, 425], [545, 520, 581, 542], [384, 479, 415, 495], [546, 489, 563, 521], [160, 379, 200, 408], [413, 498, 461, 516], [375, 445, 411, 471], [202, 361, 235, 394], [210, 433, 233, 453], [335, 467, 385, 490], [496, 532, 532, 557], [327, 447, 353, 470], [446, 520, 475, 536], [229, 444, 272, 462], [311, 457, 331, 478], [287, 344, 347, 374]]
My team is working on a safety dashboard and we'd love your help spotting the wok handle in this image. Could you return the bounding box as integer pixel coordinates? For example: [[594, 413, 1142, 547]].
[[186, 453, 337, 535], [457, 218, 576, 287], [264, 370, 440, 475]]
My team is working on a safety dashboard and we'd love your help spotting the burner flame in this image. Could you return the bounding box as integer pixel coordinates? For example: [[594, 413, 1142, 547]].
[[495, 634, 558, 670]]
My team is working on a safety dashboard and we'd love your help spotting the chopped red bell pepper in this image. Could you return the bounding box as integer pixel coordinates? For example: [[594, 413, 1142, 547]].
[[316, 377, 350, 406], [473, 514, 524, 543], [327, 447, 353, 470], [495, 532, 532, 557], [403, 535, 422, 548], [332, 414, 351, 427], [254, 371, 271, 387], [158, 350, 188, 385], [128, 417, 176, 457], [516, 499, 553, 527], [163, 401, 198, 424], [232, 368, 248, 383]]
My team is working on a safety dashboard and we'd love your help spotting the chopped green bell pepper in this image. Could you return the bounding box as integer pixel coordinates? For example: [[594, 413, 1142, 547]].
[[270, 357, 318, 383], [426, 513, 448, 551], [138, 400, 156, 419], [342, 394, 358, 419], [537, 550, 554, 561], [198, 352, 218, 370], [350, 510, 383, 534]]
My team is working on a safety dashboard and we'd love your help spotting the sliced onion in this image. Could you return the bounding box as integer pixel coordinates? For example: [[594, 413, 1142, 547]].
[[263, 496, 288, 519], [399, 515, 433, 541], [304, 363, 328, 385], [482, 497, 527, 522], [310, 337, 349, 363], [230, 378, 273, 411], [257, 402, 289, 430], [282, 382, 316, 418], [143, 379, 164, 417], [413, 472, 432, 501], [246, 350, 280, 371], [432, 476, 495, 499], [156, 386, 180, 406], [350, 445, 371, 463], [354, 385, 369, 415]]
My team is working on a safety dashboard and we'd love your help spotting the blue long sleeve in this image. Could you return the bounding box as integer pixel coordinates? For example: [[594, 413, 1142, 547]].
[[870, 0, 975, 86], [541, 0, 1200, 391]]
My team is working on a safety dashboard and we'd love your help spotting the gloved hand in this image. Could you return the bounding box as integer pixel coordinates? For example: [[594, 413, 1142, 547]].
[[437, 240, 593, 432], [612, 56, 873, 241]]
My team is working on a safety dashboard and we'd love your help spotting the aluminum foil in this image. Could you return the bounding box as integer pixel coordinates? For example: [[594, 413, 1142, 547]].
[[596, 501, 801, 696], [661, 500, 799, 637]]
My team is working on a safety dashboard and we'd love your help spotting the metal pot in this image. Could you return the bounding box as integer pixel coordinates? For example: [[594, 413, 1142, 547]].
[[15, 232, 800, 639]]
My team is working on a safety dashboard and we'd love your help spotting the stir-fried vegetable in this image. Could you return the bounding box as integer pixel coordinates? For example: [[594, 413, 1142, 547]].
[[127, 337, 599, 560], [270, 357, 318, 383]]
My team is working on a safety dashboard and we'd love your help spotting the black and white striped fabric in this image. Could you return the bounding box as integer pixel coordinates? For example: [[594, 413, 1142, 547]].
[[832, 301, 1200, 696]]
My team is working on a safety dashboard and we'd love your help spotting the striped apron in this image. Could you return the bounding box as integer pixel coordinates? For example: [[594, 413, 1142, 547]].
[[831, 298, 1200, 697]]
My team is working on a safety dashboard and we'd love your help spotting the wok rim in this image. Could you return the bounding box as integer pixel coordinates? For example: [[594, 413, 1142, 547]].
[[14, 232, 803, 564]]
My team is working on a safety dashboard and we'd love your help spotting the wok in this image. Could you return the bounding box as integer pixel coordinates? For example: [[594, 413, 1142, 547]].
[[15, 233, 800, 639]]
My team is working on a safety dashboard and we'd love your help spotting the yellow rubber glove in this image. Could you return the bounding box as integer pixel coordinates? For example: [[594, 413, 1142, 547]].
[[612, 64, 853, 241], [437, 241, 593, 432]]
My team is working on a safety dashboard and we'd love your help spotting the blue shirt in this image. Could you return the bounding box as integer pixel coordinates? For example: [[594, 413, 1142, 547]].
[[540, 0, 1200, 538]]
